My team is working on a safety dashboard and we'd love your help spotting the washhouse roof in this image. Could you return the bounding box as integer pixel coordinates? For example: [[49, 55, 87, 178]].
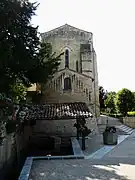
[[22, 102, 93, 120]]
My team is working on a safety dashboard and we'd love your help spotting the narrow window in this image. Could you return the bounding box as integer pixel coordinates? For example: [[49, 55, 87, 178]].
[[65, 49, 69, 68], [64, 77, 71, 90], [76, 60, 79, 72], [89, 92, 91, 101], [86, 88, 88, 97]]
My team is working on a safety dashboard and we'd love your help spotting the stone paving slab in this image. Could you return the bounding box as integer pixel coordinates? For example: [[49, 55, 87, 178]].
[[103, 135, 135, 158], [29, 159, 135, 180], [86, 135, 129, 159], [79, 134, 104, 156]]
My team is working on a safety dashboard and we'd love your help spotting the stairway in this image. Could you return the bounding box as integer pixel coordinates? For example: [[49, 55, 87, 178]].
[[97, 115, 134, 135], [116, 125, 134, 135]]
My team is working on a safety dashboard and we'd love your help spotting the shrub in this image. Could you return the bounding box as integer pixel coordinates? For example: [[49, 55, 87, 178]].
[[100, 112, 123, 118], [127, 111, 135, 117]]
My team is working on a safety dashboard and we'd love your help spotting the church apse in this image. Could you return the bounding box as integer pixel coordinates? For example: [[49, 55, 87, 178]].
[[41, 24, 99, 117]]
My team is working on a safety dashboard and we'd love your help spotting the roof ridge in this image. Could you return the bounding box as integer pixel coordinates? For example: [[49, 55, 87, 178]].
[[40, 24, 92, 35], [58, 68, 94, 80]]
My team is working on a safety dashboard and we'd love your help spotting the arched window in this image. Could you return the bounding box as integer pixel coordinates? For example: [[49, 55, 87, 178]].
[[76, 60, 79, 72], [65, 49, 69, 68], [64, 77, 72, 90]]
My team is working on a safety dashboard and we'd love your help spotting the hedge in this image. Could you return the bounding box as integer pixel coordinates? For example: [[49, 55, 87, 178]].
[[127, 111, 135, 117], [100, 112, 123, 118]]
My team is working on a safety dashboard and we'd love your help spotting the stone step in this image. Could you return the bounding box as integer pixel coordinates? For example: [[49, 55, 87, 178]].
[[116, 125, 134, 135], [98, 124, 134, 135]]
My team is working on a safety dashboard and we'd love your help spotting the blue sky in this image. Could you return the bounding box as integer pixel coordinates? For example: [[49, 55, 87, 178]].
[[30, 0, 135, 92]]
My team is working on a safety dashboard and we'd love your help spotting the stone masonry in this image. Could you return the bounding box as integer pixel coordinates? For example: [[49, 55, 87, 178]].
[[40, 24, 100, 117]]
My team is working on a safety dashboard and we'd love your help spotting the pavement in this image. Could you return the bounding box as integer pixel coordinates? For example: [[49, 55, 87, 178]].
[[103, 131, 135, 159], [29, 131, 135, 180], [79, 134, 104, 156], [79, 123, 133, 158], [29, 158, 135, 180], [24, 117, 135, 180]]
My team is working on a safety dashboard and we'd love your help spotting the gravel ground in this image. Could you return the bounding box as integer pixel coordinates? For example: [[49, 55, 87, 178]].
[[29, 158, 135, 180]]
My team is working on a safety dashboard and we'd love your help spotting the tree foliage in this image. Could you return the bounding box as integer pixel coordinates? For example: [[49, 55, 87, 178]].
[[25, 42, 63, 84], [131, 92, 135, 111], [115, 88, 134, 116], [0, 0, 62, 98], [9, 82, 27, 103], [105, 91, 116, 113]]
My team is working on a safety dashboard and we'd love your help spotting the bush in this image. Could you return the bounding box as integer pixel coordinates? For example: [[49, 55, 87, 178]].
[[127, 111, 135, 117]]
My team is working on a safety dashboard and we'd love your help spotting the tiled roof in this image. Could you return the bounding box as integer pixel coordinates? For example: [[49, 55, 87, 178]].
[[24, 102, 93, 120]]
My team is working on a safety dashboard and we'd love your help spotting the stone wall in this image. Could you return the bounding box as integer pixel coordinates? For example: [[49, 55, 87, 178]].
[[32, 117, 98, 136], [41, 24, 100, 117], [123, 117, 135, 128], [0, 127, 32, 179], [97, 115, 120, 125]]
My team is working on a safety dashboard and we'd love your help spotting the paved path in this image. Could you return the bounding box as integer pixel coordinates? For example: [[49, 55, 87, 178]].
[[103, 132, 135, 159], [81, 125, 134, 159], [29, 158, 135, 180], [85, 135, 129, 159], [29, 133, 135, 180], [27, 117, 135, 180]]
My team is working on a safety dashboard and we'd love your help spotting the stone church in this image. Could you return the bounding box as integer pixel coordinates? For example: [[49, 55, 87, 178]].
[[40, 24, 100, 117]]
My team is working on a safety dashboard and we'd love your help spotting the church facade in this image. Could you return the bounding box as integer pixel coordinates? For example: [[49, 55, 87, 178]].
[[40, 24, 100, 117]]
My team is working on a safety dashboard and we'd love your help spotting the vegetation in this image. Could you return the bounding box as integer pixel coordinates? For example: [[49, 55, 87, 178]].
[[9, 82, 27, 103], [0, 0, 63, 137], [0, 0, 63, 103], [115, 88, 134, 116], [127, 111, 135, 117], [99, 87, 135, 117], [104, 91, 116, 114]]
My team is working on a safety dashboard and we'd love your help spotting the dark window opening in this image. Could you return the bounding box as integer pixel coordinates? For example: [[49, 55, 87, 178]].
[[89, 92, 91, 101], [65, 49, 69, 68], [76, 60, 79, 72], [86, 89, 88, 96], [64, 77, 72, 90]]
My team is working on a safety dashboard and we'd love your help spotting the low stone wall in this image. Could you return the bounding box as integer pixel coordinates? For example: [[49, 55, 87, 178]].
[[97, 115, 120, 125], [32, 117, 98, 136], [0, 126, 32, 180], [123, 117, 135, 128]]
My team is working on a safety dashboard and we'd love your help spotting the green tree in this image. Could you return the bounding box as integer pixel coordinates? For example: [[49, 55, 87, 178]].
[[115, 88, 134, 116], [131, 92, 135, 111], [0, 0, 63, 99], [9, 82, 27, 103], [25, 42, 63, 85], [105, 91, 116, 113]]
